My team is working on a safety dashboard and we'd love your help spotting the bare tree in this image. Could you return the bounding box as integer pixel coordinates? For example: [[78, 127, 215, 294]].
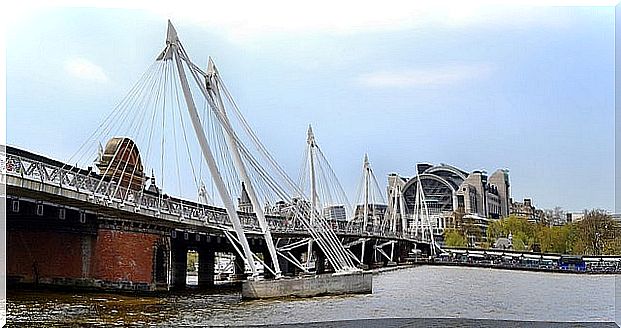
[[576, 209, 615, 255]]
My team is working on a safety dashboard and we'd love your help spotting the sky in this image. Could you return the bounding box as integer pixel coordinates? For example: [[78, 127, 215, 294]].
[[3, 2, 616, 212]]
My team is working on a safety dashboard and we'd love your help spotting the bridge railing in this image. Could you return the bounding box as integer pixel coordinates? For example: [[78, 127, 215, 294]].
[[1, 152, 264, 231], [2, 150, 416, 240]]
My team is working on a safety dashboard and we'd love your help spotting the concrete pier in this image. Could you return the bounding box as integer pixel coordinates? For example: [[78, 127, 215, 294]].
[[198, 249, 215, 288], [241, 271, 372, 299], [172, 246, 188, 290]]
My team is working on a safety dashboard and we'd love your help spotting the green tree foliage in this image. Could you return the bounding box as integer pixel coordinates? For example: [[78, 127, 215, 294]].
[[485, 210, 621, 255], [603, 235, 621, 255], [533, 224, 576, 254], [486, 215, 534, 251], [444, 229, 468, 247], [187, 251, 198, 272], [452, 210, 481, 247]]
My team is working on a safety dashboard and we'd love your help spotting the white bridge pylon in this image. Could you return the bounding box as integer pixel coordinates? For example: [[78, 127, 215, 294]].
[[412, 174, 438, 256], [297, 125, 353, 269], [62, 20, 358, 277], [347, 154, 391, 264], [158, 21, 262, 278], [154, 21, 358, 277]]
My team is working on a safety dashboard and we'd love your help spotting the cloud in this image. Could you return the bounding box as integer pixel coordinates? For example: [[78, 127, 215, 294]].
[[356, 63, 494, 88], [4, 1, 613, 43], [64, 57, 109, 83], [143, 0, 613, 42]]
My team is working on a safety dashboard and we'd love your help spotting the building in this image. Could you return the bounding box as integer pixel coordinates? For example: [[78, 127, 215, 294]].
[[510, 198, 545, 223], [323, 205, 347, 221], [566, 211, 586, 223], [352, 204, 388, 231], [238, 182, 253, 213], [95, 137, 145, 191], [493, 233, 513, 250], [457, 170, 505, 219], [387, 163, 511, 239]]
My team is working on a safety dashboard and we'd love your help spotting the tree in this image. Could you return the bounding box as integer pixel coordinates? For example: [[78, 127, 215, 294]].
[[487, 215, 534, 250], [534, 224, 573, 254], [187, 251, 198, 272], [486, 219, 504, 242], [444, 229, 468, 247], [603, 232, 621, 255], [574, 209, 618, 255], [454, 208, 620, 255], [542, 209, 554, 227], [600, 218, 620, 255], [452, 210, 480, 246]]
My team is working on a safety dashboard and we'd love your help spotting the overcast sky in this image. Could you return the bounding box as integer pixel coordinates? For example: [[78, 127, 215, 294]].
[[4, 3, 615, 212]]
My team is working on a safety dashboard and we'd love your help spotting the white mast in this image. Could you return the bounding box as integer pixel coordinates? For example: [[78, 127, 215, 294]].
[[389, 179, 405, 235], [416, 175, 436, 256], [390, 184, 397, 233], [308, 125, 318, 224], [160, 21, 259, 278], [413, 177, 420, 238], [306, 125, 317, 269], [399, 185, 407, 235], [390, 182, 399, 234], [363, 154, 370, 232], [360, 154, 370, 264], [206, 58, 282, 278]]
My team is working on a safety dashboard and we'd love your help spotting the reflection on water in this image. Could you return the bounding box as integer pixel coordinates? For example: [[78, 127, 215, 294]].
[[7, 266, 618, 326]]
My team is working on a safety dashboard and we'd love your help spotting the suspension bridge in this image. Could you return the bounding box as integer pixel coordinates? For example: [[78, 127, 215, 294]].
[[3, 21, 437, 295]]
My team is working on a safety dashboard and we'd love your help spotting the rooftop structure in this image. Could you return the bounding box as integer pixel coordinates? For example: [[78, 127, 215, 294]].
[[510, 198, 545, 223]]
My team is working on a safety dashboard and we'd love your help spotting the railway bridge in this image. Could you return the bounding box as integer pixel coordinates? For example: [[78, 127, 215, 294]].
[[4, 145, 429, 291]]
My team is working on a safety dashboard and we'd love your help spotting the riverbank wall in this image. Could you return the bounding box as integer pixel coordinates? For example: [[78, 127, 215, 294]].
[[424, 261, 619, 274]]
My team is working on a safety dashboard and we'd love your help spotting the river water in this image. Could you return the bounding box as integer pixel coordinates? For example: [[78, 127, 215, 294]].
[[6, 266, 619, 326]]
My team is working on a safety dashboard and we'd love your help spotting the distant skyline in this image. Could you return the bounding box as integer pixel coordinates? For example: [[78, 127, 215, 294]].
[[4, 4, 615, 212]]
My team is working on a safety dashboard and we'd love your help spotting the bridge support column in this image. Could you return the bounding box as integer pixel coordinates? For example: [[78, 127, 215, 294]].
[[231, 254, 246, 281], [172, 245, 187, 289], [361, 244, 372, 270], [277, 254, 294, 277], [372, 244, 385, 268], [261, 250, 275, 279], [291, 248, 305, 275], [315, 250, 326, 274], [198, 248, 215, 289], [398, 241, 410, 264]]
